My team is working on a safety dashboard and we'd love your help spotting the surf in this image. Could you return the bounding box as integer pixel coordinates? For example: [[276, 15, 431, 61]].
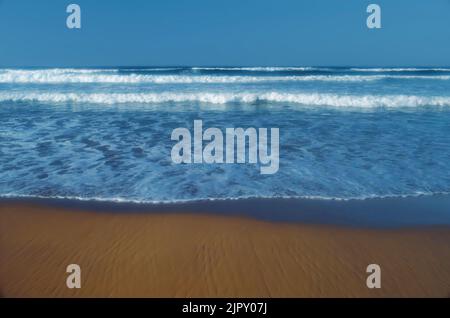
[[2, 91, 450, 108], [1, 68, 450, 84]]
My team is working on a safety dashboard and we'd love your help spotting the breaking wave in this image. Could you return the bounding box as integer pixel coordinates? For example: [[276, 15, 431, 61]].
[[2, 91, 450, 108], [1, 69, 450, 84]]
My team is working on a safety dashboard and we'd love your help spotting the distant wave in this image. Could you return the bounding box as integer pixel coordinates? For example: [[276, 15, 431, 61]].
[[194, 67, 450, 72], [1, 69, 450, 83], [0, 68, 112, 74], [0, 72, 380, 83], [191, 66, 321, 71], [350, 67, 450, 72], [120, 67, 186, 71], [2, 91, 450, 108]]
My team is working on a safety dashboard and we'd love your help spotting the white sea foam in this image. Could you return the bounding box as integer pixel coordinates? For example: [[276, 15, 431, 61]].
[[2, 91, 450, 108], [1, 191, 448, 205], [0, 71, 372, 83], [1, 69, 450, 83]]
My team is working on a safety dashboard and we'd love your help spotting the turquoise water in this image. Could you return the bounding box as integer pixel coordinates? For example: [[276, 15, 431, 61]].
[[1, 67, 450, 203]]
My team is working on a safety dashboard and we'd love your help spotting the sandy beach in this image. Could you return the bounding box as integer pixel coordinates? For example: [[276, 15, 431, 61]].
[[1, 201, 450, 298]]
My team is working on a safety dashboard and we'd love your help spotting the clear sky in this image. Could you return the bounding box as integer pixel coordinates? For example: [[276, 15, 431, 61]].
[[1, 0, 449, 67]]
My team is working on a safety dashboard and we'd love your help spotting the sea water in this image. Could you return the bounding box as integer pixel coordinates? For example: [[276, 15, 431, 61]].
[[1, 67, 450, 203]]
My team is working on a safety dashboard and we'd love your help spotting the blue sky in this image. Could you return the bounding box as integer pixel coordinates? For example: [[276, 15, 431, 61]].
[[0, 0, 449, 67]]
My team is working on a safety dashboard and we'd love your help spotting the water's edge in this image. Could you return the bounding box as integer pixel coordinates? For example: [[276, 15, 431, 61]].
[[2, 194, 450, 229]]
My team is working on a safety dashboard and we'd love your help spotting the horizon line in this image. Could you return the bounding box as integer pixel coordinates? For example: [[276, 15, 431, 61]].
[[1, 65, 450, 69]]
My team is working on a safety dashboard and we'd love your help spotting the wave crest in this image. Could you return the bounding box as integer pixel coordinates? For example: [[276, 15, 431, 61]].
[[2, 91, 450, 108], [1, 69, 449, 83]]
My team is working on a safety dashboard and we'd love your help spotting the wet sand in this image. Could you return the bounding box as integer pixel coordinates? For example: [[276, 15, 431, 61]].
[[1, 202, 450, 297]]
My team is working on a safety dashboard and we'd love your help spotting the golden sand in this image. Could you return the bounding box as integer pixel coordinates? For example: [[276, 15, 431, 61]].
[[1, 202, 449, 297]]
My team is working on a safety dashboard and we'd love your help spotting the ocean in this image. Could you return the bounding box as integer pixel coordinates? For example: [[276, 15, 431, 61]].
[[1, 66, 450, 204]]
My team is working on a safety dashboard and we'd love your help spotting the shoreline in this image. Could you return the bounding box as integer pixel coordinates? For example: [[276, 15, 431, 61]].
[[1, 201, 450, 297], [2, 193, 450, 228]]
